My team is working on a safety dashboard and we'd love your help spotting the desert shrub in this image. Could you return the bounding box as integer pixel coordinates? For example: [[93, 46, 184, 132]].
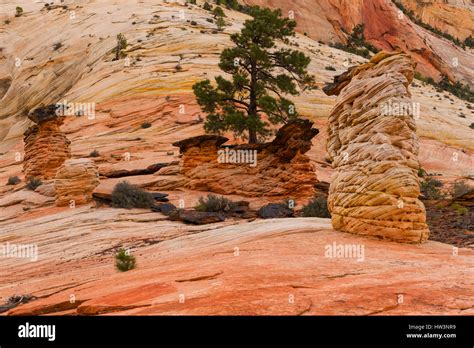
[[187, 0, 197, 4], [89, 150, 100, 157], [195, 194, 236, 212], [452, 181, 472, 199], [175, 64, 182, 71], [302, 194, 331, 218], [451, 203, 468, 215], [26, 177, 42, 191], [190, 20, 198, 25], [141, 122, 151, 129], [113, 33, 127, 60], [5, 19, 11, 24], [203, 2, 213, 11], [115, 248, 136, 272], [420, 178, 444, 200], [470, 123, 474, 129], [418, 167, 427, 178], [7, 176, 21, 185], [206, 18, 214, 23], [325, 66, 336, 71], [53, 42, 62, 50], [111, 181, 154, 209], [15, 6, 23, 17]]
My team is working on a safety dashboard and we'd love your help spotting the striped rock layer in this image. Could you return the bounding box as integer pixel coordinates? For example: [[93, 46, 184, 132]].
[[325, 51, 429, 243], [55, 158, 100, 207]]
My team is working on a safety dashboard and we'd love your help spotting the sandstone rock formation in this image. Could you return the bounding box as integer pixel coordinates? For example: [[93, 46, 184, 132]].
[[324, 51, 429, 243], [23, 105, 71, 180], [169, 119, 319, 198], [55, 159, 100, 207]]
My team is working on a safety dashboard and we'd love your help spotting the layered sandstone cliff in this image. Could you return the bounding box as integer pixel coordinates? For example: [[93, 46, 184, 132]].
[[398, 0, 474, 42], [170, 119, 319, 198], [242, 0, 474, 87], [324, 51, 429, 243], [23, 105, 71, 180]]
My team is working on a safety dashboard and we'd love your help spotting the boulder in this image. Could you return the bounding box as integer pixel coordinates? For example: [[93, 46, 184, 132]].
[[169, 210, 226, 225], [257, 203, 294, 219], [151, 203, 177, 216], [54, 159, 100, 207]]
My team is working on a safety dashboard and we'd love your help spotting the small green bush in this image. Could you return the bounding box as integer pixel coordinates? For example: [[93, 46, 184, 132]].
[[420, 178, 444, 200], [451, 203, 468, 215], [203, 2, 213, 11], [418, 167, 427, 177], [195, 194, 236, 212], [302, 194, 331, 218], [325, 66, 336, 71], [111, 181, 154, 209], [7, 176, 21, 185], [89, 150, 100, 157], [190, 20, 198, 25], [115, 248, 136, 272], [26, 177, 42, 191], [141, 122, 151, 129]]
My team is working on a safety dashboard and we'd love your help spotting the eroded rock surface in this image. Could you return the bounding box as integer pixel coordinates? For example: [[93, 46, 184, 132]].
[[325, 51, 429, 243], [55, 158, 100, 207], [0, 214, 472, 316], [23, 105, 71, 180], [169, 119, 319, 199]]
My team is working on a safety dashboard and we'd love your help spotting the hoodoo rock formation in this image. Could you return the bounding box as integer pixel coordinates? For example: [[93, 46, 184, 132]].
[[169, 119, 319, 198], [324, 51, 430, 243], [55, 159, 100, 207], [23, 105, 71, 180]]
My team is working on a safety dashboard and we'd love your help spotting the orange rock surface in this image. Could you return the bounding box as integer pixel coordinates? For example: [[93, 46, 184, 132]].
[[168, 120, 319, 198], [0, 214, 472, 315], [55, 158, 100, 207]]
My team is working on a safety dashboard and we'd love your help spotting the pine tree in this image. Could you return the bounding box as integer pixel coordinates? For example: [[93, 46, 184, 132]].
[[192, 6, 314, 143]]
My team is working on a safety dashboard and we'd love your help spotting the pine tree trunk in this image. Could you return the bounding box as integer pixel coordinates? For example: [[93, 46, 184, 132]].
[[248, 61, 258, 144], [248, 126, 257, 144]]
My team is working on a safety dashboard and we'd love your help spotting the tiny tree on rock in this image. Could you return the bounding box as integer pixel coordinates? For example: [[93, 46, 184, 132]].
[[193, 6, 314, 144], [114, 33, 127, 60]]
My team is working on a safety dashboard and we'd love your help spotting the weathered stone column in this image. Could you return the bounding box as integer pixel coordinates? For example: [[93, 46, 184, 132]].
[[55, 158, 100, 207], [23, 105, 71, 180], [323, 51, 429, 243]]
